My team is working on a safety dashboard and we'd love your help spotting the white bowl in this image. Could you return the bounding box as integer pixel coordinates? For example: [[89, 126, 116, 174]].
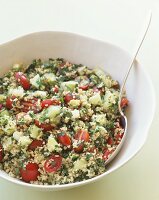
[[0, 31, 155, 191]]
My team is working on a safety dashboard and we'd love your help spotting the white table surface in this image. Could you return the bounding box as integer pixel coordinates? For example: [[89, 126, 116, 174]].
[[0, 0, 158, 199]]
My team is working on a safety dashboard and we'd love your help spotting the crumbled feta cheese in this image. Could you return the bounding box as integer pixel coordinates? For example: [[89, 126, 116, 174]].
[[3, 137, 12, 151], [47, 135, 60, 152], [68, 99, 81, 107], [33, 91, 47, 98], [18, 136, 32, 147], [92, 114, 107, 126], [8, 86, 24, 98], [80, 94, 88, 102], [3, 119, 16, 135], [43, 73, 56, 85], [13, 131, 23, 141], [61, 81, 78, 91], [71, 109, 80, 119], [30, 74, 41, 88], [29, 125, 42, 139], [103, 90, 119, 109], [74, 158, 87, 170], [89, 93, 102, 105]]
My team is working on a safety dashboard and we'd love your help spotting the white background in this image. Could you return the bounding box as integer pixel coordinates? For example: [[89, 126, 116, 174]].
[[0, 0, 158, 199]]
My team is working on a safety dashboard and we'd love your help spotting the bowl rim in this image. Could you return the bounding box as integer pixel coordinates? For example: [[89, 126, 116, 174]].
[[0, 31, 156, 190]]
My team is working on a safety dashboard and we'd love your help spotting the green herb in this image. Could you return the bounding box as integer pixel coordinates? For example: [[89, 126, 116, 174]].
[[106, 121, 115, 130], [60, 97, 64, 104], [60, 164, 68, 176], [90, 74, 100, 85], [72, 155, 79, 161], [61, 150, 70, 158], [96, 158, 105, 168], [94, 136, 106, 149], [14, 168, 20, 176], [86, 153, 93, 161], [29, 112, 35, 118], [39, 114, 48, 123], [17, 118, 25, 125]]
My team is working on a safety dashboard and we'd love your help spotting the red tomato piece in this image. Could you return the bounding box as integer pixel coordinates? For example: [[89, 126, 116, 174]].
[[107, 137, 114, 145], [53, 86, 59, 93], [57, 133, 71, 147], [44, 155, 62, 173], [34, 119, 54, 131], [41, 99, 60, 109], [28, 140, 44, 151], [75, 130, 90, 142], [20, 162, 39, 182], [74, 130, 89, 153], [6, 96, 16, 109], [79, 85, 89, 90], [21, 98, 40, 113], [74, 143, 84, 153], [15, 72, 30, 90], [0, 145, 3, 162], [102, 149, 114, 161], [120, 97, 129, 108], [64, 93, 75, 104]]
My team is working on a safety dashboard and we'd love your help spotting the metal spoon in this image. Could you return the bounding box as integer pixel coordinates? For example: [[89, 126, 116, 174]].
[[105, 10, 152, 165]]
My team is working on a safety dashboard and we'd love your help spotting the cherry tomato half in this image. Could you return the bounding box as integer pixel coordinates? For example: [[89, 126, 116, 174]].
[[79, 85, 89, 90], [57, 133, 72, 147], [20, 162, 39, 182], [41, 99, 60, 109], [0, 145, 3, 162], [34, 119, 54, 131], [6, 96, 16, 109], [120, 97, 129, 108], [15, 72, 30, 90], [28, 140, 44, 151], [74, 143, 84, 153], [107, 137, 114, 145], [75, 130, 90, 142], [6, 97, 13, 109], [64, 93, 75, 104], [44, 155, 62, 173]]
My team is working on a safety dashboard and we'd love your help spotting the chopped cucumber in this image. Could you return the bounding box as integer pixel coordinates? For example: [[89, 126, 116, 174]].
[[89, 93, 102, 105], [61, 81, 78, 92], [30, 74, 41, 88]]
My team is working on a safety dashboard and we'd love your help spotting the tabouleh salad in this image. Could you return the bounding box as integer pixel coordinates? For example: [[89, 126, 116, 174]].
[[0, 58, 128, 185]]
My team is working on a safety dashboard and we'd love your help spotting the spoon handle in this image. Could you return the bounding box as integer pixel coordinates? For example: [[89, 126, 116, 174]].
[[119, 10, 152, 110]]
